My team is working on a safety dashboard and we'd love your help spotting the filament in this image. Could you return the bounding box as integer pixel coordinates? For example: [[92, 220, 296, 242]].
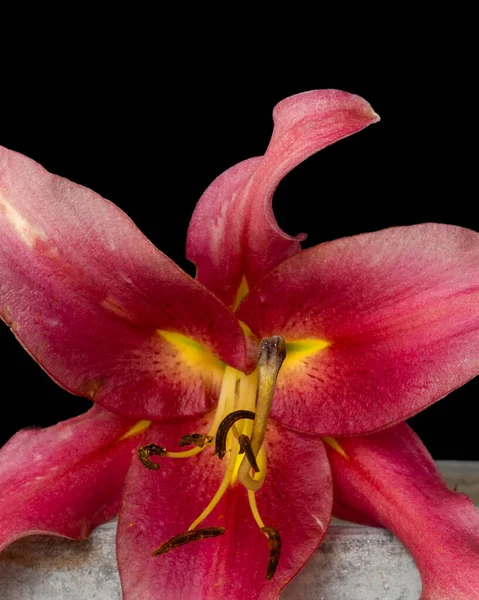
[[188, 436, 240, 531]]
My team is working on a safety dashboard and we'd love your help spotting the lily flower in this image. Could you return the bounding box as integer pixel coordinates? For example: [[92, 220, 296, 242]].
[[0, 90, 478, 600]]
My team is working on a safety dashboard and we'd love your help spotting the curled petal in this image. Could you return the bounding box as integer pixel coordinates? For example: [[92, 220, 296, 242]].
[[0, 406, 142, 551], [238, 223, 479, 435], [0, 146, 250, 420], [325, 424, 479, 600], [117, 417, 332, 600], [187, 90, 379, 307]]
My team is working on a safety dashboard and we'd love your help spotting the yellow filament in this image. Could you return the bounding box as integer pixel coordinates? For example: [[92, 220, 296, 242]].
[[166, 446, 205, 459], [247, 489, 265, 529], [223, 368, 238, 416], [205, 366, 238, 442], [188, 437, 240, 531], [230, 370, 258, 484]]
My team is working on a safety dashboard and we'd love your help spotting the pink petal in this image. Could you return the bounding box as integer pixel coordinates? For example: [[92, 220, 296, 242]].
[[0, 146, 250, 420], [325, 424, 479, 600], [0, 406, 141, 551], [238, 223, 479, 435], [118, 416, 332, 600], [187, 90, 379, 307]]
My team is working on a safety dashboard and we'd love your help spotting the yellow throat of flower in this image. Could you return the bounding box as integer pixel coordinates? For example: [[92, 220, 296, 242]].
[[138, 336, 286, 581]]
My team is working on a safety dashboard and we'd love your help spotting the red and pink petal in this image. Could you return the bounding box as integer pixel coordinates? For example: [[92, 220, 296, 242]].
[[0, 146, 250, 420], [187, 90, 379, 307], [326, 424, 479, 600], [239, 223, 479, 435], [0, 406, 142, 551], [118, 417, 332, 600]]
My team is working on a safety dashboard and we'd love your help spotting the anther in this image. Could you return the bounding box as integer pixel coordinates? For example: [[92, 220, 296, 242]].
[[261, 526, 282, 580], [237, 434, 259, 472], [151, 527, 226, 556], [215, 410, 255, 459], [179, 433, 213, 448], [138, 443, 167, 470]]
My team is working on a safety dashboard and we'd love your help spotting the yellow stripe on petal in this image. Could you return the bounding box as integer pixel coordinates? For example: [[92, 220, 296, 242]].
[[0, 192, 47, 248], [323, 436, 349, 460], [157, 330, 225, 375], [238, 320, 254, 337], [120, 420, 151, 440], [283, 339, 331, 368], [233, 276, 250, 310]]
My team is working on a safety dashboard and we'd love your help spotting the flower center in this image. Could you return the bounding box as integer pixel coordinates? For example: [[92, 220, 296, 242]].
[[138, 336, 286, 581]]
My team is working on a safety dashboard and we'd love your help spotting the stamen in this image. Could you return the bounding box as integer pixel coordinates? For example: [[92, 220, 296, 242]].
[[234, 377, 241, 408], [205, 366, 238, 442], [237, 434, 259, 472], [151, 527, 226, 556], [248, 490, 282, 580], [215, 410, 255, 459], [139, 442, 205, 466], [261, 527, 282, 581], [188, 436, 241, 531], [179, 433, 213, 448], [247, 489, 265, 529], [138, 444, 167, 470], [238, 336, 286, 490]]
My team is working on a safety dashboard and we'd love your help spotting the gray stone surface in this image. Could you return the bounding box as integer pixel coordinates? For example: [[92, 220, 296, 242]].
[[0, 461, 477, 599]]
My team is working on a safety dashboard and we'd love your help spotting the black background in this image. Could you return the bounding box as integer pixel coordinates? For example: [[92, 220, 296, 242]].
[[1, 36, 478, 459]]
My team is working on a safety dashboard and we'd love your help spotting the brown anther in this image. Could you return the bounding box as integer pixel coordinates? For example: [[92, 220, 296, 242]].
[[215, 410, 255, 459], [179, 433, 213, 448], [261, 526, 282, 580], [151, 527, 226, 556], [138, 443, 167, 470], [237, 434, 260, 472]]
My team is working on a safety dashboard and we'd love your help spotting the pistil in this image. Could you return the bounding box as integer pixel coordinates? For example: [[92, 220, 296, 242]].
[[238, 336, 286, 491]]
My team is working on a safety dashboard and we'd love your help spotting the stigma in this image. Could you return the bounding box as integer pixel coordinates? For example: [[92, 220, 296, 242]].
[[138, 336, 286, 581]]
